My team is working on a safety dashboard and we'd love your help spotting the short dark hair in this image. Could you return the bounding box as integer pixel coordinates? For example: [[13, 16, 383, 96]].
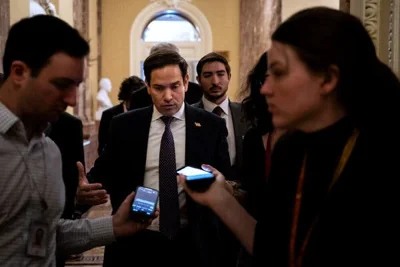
[[0, 73, 4, 86], [239, 52, 272, 134], [196, 52, 231, 76], [143, 50, 188, 84], [118, 75, 145, 101], [150, 42, 179, 55], [272, 7, 400, 130], [3, 15, 89, 79]]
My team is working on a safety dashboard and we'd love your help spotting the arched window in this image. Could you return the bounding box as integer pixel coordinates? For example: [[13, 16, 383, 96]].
[[142, 11, 201, 42], [130, 2, 212, 83]]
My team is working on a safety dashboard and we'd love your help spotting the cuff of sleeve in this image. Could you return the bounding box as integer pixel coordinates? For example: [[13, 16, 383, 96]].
[[90, 216, 116, 247]]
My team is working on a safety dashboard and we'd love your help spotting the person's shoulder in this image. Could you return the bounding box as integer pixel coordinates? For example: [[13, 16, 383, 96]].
[[59, 112, 80, 122], [191, 101, 202, 108], [229, 101, 242, 109], [187, 104, 226, 129], [103, 104, 123, 116], [113, 106, 152, 124], [272, 130, 304, 158], [43, 135, 62, 156], [53, 112, 82, 129]]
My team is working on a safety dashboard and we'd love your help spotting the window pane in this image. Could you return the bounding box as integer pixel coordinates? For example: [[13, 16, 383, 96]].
[[143, 12, 200, 42]]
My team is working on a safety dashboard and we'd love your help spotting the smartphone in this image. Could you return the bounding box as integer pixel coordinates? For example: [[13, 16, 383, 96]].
[[130, 186, 159, 221], [177, 166, 215, 192]]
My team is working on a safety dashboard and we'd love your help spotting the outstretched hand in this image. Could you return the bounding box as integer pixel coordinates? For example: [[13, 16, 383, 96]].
[[75, 161, 108, 206]]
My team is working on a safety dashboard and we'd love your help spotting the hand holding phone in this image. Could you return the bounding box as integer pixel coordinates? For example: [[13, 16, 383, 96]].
[[130, 186, 159, 221], [176, 166, 215, 192]]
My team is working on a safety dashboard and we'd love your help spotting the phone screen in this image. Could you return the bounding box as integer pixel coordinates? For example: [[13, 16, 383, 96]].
[[177, 166, 214, 181], [131, 186, 158, 216]]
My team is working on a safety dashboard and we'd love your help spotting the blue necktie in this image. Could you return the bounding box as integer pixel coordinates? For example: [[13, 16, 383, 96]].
[[159, 116, 180, 239]]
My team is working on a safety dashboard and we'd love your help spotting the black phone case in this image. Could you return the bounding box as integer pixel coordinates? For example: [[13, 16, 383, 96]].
[[130, 186, 159, 221]]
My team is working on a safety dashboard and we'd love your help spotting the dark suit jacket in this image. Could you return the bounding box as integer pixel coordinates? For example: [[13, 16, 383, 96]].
[[193, 100, 247, 180], [87, 104, 233, 267], [129, 81, 203, 110], [97, 103, 124, 155], [46, 112, 85, 267], [46, 112, 85, 219]]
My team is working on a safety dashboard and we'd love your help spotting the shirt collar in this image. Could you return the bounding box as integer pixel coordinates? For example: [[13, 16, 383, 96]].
[[0, 101, 19, 135], [202, 95, 230, 116], [0, 101, 50, 138], [152, 103, 186, 122]]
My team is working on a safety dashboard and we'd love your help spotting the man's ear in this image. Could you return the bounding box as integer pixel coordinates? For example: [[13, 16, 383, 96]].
[[320, 65, 339, 95], [10, 61, 30, 85], [196, 75, 200, 84]]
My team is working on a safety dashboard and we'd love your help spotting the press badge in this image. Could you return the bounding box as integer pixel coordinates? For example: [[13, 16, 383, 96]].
[[26, 221, 49, 258]]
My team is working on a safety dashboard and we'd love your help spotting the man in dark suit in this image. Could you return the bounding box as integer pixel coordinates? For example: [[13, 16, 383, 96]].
[[46, 112, 85, 220], [86, 50, 234, 267], [193, 52, 247, 180], [129, 42, 202, 110], [98, 75, 145, 155], [45, 112, 85, 266]]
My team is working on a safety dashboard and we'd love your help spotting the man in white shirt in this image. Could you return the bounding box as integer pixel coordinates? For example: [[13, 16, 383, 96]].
[[193, 52, 247, 180], [0, 15, 153, 266]]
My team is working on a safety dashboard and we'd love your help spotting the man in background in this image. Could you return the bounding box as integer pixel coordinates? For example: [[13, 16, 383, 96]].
[[98, 75, 145, 154], [194, 52, 247, 180]]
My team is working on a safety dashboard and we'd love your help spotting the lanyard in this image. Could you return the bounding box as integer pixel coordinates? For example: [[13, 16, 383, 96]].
[[12, 138, 49, 213], [289, 128, 360, 267]]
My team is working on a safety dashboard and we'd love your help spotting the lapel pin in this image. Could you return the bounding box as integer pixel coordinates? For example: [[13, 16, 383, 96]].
[[195, 122, 201, 127]]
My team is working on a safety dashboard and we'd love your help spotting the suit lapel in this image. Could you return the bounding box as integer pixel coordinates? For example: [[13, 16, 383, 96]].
[[193, 100, 204, 109], [185, 104, 202, 166], [229, 101, 246, 166]]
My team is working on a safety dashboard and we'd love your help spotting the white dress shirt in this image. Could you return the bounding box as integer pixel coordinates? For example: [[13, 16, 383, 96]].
[[202, 96, 236, 165], [144, 104, 186, 231]]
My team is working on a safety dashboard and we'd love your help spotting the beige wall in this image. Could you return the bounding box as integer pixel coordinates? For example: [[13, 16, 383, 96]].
[[193, 0, 240, 100], [282, 0, 339, 21], [101, 0, 240, 104], [10, 0, 29, 25]]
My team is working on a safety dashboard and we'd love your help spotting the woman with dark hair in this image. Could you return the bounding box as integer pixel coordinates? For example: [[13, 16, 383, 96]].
[[178, 7, 399, 267], [239, 52, 285, 220]]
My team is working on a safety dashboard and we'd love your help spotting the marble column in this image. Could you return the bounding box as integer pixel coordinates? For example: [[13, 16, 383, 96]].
[[239, 0, 281, 93], [97, 0, 102, 80], [388, 0, 400, 76], [73, 0, 91, 123], [0, 0, 10, 74]]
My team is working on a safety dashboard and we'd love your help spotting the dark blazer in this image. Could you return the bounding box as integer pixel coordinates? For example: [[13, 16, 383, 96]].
[[129, 81, 203, 110], [87, 104, 233, 267], [46, 112, 85, 267], [192, 100, 247, 180], [46, 112, 85, 219], [97, 103, 124, 155]]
